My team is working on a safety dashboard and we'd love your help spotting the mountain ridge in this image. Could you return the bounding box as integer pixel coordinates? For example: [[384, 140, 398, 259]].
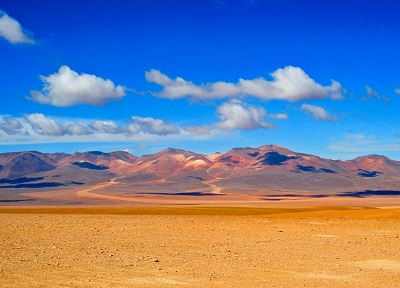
[[1, 145, 400, 204], [1, 145, 399, 178]]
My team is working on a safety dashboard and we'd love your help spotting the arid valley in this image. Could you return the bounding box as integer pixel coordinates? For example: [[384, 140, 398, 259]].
[[1, 145, 400, 287], [1, 207, 400, 287], [3, 1, 400, 286]]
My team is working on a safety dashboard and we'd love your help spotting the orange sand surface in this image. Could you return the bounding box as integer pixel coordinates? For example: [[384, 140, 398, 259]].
[[1, 206, 400, 287]]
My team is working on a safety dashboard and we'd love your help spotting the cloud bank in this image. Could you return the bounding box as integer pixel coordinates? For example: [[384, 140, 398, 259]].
[[146, 66, 344, 102], [0, 99, 280, 144], [0, 117, 22, 135], [29, 66, 126, 107], [0, 10, 34, 44], [0, 113, 181, 140]]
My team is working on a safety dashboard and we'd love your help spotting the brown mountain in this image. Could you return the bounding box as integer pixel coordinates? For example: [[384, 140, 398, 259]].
[[130, 148, 213, 176], [0, 152, 56, 178], [0, 145, 399, 203]]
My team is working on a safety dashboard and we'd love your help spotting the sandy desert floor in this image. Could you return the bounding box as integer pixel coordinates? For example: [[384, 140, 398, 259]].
[[1, 206, 400, 287]]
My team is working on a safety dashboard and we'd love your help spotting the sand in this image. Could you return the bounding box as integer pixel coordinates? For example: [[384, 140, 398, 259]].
[[1, 206, 400, 287]]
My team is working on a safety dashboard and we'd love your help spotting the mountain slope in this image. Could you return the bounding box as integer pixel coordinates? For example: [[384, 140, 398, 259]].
[[0, 146, 399, 196]]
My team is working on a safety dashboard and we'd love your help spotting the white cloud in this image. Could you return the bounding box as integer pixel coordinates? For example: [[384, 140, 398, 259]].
[[362, 86, 389, 104], [270, 113, 288, 120], [184, 101, 276, 134], [0, 114, 192, 145], [329, 133, 400, 153], [145, 69, 240, 100], [0, 106, 273, 145], [185, 125, 211, 135], [29, 66, 126, 107], [0, 10, 34, 44], [129, 116, 180, 136], [239, 66, 344, 101], [146, 66, 344, 101], [66, 122, 92, 136], [215, 100, 274, 131], [301, 104, 337, 121], [24, 113, 65, 136], [366, 86, 379, 98], [90, 120, 126, 134], [0, 116, 23, 135], [394, 88, 400, 95]]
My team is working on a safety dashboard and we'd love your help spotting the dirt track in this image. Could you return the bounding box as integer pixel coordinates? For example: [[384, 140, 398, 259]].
[[1, 207, 400, 287]]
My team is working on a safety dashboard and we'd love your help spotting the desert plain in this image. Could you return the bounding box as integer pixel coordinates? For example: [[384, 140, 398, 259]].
[[1, 147, 400, 287], [1, 203, 400, 288]]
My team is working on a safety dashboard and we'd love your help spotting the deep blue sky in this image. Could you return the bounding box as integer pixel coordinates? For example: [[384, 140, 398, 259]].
[[0, 0, 399, 159]]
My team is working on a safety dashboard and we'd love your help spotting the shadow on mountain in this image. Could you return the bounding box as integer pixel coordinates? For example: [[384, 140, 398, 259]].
[[187, 176, 205, 181], [0, 177, 44, 184], [295, 165, 338, 174], [0, 182, 66, 189], [72, 162, 109, 170], [247, 151, 259, 157], [219, 156, 240, 165], [336, 190, 400, 198], [88, 151, 110, 156], [0, 199, 36, 203], [139, 192, 224, 196], [320, 168, 338, 173], [357, 170, 383, 177], [296, 165, 317, 172], [257, 152, 298, 166], [263, 190, 400, 200], [263, 193, 328, 200]]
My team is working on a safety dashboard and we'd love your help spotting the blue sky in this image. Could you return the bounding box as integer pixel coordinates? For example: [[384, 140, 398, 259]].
[[0, 0, 399, 159]]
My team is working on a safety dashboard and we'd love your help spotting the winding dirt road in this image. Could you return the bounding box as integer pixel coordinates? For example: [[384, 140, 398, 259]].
[[76, 174, 226, 203]]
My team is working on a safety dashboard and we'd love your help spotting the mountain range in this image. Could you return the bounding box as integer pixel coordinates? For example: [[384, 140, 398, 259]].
[[1, 145, 400, 204]]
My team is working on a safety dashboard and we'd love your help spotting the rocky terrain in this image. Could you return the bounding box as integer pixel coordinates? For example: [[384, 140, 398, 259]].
[[1, 206, 400, 287], [0, 145, 400, 205]]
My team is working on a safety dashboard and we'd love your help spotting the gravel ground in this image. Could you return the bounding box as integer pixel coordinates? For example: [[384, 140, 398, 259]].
[[1, 207, 400, 287]]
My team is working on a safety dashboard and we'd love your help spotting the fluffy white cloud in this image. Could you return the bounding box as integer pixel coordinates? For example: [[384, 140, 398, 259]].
[[145, 69, 240, 99], [239, 66, 343, 101], [394, 88, 400, 95], [29, 66, 126, 107], [129, 116, 180, 136], [301, 104, 337, 121], [0, 10, 34, 44], [0, 116, 23, 135], [24, 113, 65, 136], [90, 120, 125, 134], [215, 100, 274, 131], [146, 66, 344, 101]]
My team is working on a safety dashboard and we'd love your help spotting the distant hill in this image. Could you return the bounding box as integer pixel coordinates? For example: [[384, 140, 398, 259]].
[[1, 145, 400, 199]]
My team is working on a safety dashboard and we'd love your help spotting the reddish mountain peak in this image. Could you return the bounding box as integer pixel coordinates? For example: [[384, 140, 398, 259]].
[[163, 147, 186, 154], [347, 154, 400, 173], [0, 146, 399, 183], [109, 151, 138, 164], [258, 144, 297, 155], [352, 154, 390, 162]]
